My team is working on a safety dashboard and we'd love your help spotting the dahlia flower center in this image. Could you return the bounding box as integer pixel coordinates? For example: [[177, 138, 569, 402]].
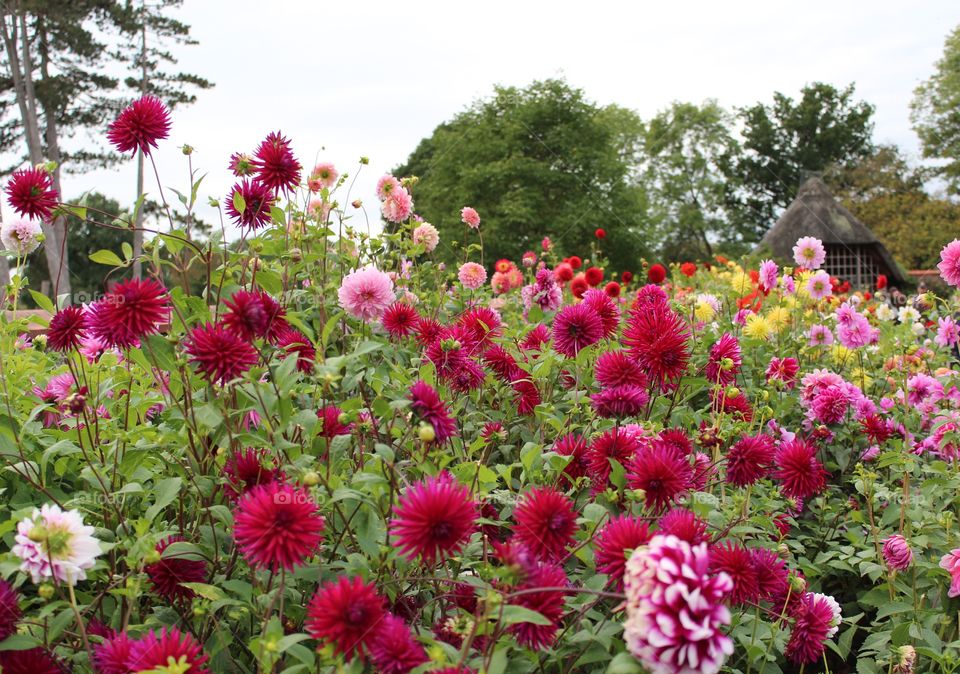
[[431, 520, 453, 540], [547, 514, 568, 531], [346, 605, 367, 624], [29, 525, 72, 557]]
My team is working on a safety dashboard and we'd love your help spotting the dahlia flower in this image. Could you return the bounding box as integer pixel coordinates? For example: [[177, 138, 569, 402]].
[[338, 266, 395, 321], [623, 304, 691, 386], [626, 440, 693, 513], [806, 270, 833, 300], [646, 263, 667, 284], [593, 514, 651, 588], [582, 288, 621, 338], [93, 632, 134, 674], [705, 333, 742, 386], [305, 575, 386, 660], [0, 647, 64, 674], [146, 535, 208, 603], [13, 504, 101, 585], [658, 508, 710, 544], [309, 162, 338, 190], [552, 302, 603, 358], [87, 278, 169, 349], [0, 579, 21, 641], [938, 240, 960, 287], [412, 222, 440, 251], [521, 268, 563, 313], [276, 327, 316, 373], [766, 356, 799, 388], [107, 94, 171, 155], [461, 206, 480, 229], [382, 301, 420, 339], [233, 481, 325, 571], [725, 433, 774, 487], [758, 259, 778, 291], [128, 627, 210, 674], [591, 385, 649, 418], [5, 166, 57, 221], [408, 380, 457, 444], [390, 472, 478, 564], [46, 305, 88, 352], [382, 188, 414, 223], [773, 438, 828, 500], [936, 316, 960, 348], [223, 447, 282, 501], [709, 541, 760, 605], [941, 548, 960, 597], [225, 178, 274, 229], [377, 174, 402, 199], [512, 486, 578, 562], [252, 131, 301, 194], [623, 534, 733, 674], [587, 427, 643, 491], [369, 614, 429, 674], [186, 322, 258, 385], [0, 217, 42, 255], [792, 236, 826, 269], [457, 262, 487, 290], [882, 534, 913, 571], [785, 592, 842, 665]]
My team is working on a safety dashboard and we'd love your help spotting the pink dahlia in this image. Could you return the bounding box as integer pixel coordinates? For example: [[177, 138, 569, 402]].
[[306, 575, 386, 660], [186, 322, 258, 385], [376, 174, 402, 199], [774, 438, 828, 500], [792, 236, 826, 269], [521, 268, 563, 313], [412, 222, 439, 251], [88, 278, 169, 348], [811, 385, 850, 425], [785, 592, 841, 665], [46, 305, 88, 352], [390, 472, 478, 564], [225, 178, 274, 230], [552, 302, 603, 358], [107, 94, 171, 156], [381, 188, 414, 223], [938, 240, 960, 287], [145, 535, 207, 603], [369, 614, 429, 674], [936, 316, 960, 348], [309, 162, 338, 190], [658, 508, 709, 544], [806, 270, 833, 300], [594, 350, 648, 388], [940, 548, 960, 597], [626, 440, 693, 514], [457, 261, 487, 290], [623, 534, 733, 674], [461, 206, 481, 228], [758, 259, 778, 291], [252, 131, 301, 194], [408, 380, 457, 444], [338, 266, 395, 321], [594, 514, 651, 589], [222, 289, 288, 343], [233, 481, 325, 571], [582, 288, 621, 338], [128, 627, 209, 674], [276, 327, 316, 373], [882, 534, 913, 572], [705, 333, 742, 386], [766, 356, 799, 388], [93, 632, 134, 674], [5, 166, 57, 221], [725, 433, 775, 487], [512, 487, 578, 562]]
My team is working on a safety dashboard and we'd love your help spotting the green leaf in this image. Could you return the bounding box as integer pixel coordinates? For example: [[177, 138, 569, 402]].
[[121, 241, 133, 261], [146, 477, 182, 521], [0, 634, 41, 651], [233, 190, 246, 215], [606, 652, 643, 674], [180, 582, 225, 601], [28, 290, 54, 314], [89, 249, 124, 266], [499, 604, 552, 626]]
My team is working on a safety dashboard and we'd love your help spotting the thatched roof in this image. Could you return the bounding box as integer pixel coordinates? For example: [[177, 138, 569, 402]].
[[759, 177, 908, 285]]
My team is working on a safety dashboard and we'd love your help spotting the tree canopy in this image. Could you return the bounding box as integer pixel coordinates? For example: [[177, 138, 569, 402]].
[[911, 23, 960, 195]]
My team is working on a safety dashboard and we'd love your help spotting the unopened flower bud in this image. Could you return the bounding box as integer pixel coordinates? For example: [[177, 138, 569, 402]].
[[418, 424, 436, 443], [351, 199, 362, 209], [302, 471, 320, 486], [38, 583, 55, 600], [181, 144, 194, 156]]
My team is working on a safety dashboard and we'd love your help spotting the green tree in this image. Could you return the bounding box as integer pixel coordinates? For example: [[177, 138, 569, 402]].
[[638, 100, 741, 261], [911, 24, 960, 195], [393, 79, 649, 272], [722, 82, 875, 239]]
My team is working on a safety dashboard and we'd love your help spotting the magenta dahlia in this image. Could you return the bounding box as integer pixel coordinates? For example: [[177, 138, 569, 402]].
[[705, 333, 742, 386], [107, 94, 171, 156], [582, 288, 621, 338], [709, 541, 760, 605], [594, 514, 651, 589], [368, 614, 429, 674], [725, 433, 775, 487], [276, 327, 315, 373], [457, 306, 502, 348], [594, 350, 648, 388], [127, 627, 209, 674], [785, 592, 842, 665], [408, 380, 457, 444], [145, 535, 208, 603], [520, 324, 551, 352], [774, 438, 828, 500], [0, 579, 21, 640], [252, 131, 302, 194], [223, 447, 283, 501], [382, 302, 420, 339], [316, 404, 354, 439], [587, 427, 643, 491], [623, 304, 691, 386], [233, 481, 325, 571], [93, 632, 134, 674], [5, 166, 57, 221], [552, 302, 603, 358], [506, 558, 568, 649], [591, 385, 649, 418], [626, 440, 693, 514], [657, 507, 709, 544], [882, 534, 913, 571], [88, 278, 169, 348], [222, 289, 288, 342], [305, 575, 386, 660], [225, 178, 274, 230], [553, 433, 589, 486], [185, 322, 258, 385], [749, 547, 789, 602], [512, 486, 578, 562], [46, 305, 88, 352], [0, 647, 63, 674], [390, 472, 478, 564]]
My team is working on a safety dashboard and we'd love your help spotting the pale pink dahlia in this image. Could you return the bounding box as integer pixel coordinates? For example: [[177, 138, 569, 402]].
[[793, 236, 826, 269], [457, 262, 487, 290], [309, 162, 338, 190], [806, 270, 832, 300], [412, 222, 440, 252], [338, 267, 395, 321], [0, 217, 42, 256], [461, 206, 481, 229], [13, 504, 102, 585], [938, 240, 960, 287], [758, 259, 778, 292], [623, 534, 733, 674], [381, 188, 414, 223]]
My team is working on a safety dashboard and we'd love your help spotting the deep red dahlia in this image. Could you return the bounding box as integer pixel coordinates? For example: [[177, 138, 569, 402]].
[[46, 305, 88, 352], [225, 178, 274, 230], [107, 94, 171, 156], [711, 388, 754, 421], [457, 306, 502, 348], [604, 281, 621, 297], [584, 266, 604, 287], [512, 486, 578, 562], [785, 593, 840, 664], [553, 433, 589, 486], [626, 440, 693, 514], [412, 316, 443, 347], [512, 377, 541, 415], [276, 327, 316, 373], [520, 324, 551, 352], [5, 166, 57, 221], [86, 618, 116, 640], [233, 481, 325, 571], [709, 541, 760, 605], [88, 278, 169, 348], [587, 427, 643, 491], [591, 385, 649, 418], [306, 575, 386, 660], [186, 322, 258, 385], [594, 350, 648, 388], [0, 578, 21, 640], [774, 438, 828, 500], [657, 507, 709, 544], [594, 514, 651, 588], [647, 263, 667, 284], [506, 558, 568, 649], [252, 131, 302, 194], [705, 333, 742, 386], [621, 270, 634, 283], [145, 535, 208, 603], [658, 428, 693, 457], [127, 628, 209, 674], [382, 302, 420, 339], [0, 647, 63, 674], [570, 274, 589, 298], [92, 632, 133, 674], [554, 262, 574, 282], [483, 344, 522, 382], [224, 447, 282, 501], [408, 380, 457, 444], [369, 614, 429, 674], [390, 472, 478, 564], [623, 304, 691, 386], [582, 288, 621, 338], [425, 336, 485, 392], [552, 302, 603, 358], [750, 547, 789, 602], [725, 433, 775, 487], [222, 289, 288, 342]]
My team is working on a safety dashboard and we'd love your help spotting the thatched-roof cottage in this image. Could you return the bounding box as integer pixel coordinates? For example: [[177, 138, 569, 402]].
[[758, 177, 908, 288]]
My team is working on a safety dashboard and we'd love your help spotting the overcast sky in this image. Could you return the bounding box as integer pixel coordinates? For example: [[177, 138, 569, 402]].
[[4, 0, 959, 236]]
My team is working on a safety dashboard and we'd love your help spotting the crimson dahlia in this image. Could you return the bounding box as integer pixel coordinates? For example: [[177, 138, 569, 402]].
[[626, 440, 693, 514], [225, 178, 274, 230], [145, 535, 208, 603], [774, 438, 828, 500], [709, 541, 760, 605], [5, 166, 57, 221], [305, 576, 386, 660], [512, 486, 578, 562], [222, 289, 288, 342], [223, 447, 283, 501], [0, 579, 20, 640], [127, 628, 209, 674], [107, 94, 171, 155], [46, 305, 87, 352], [725, 433, 775, 487], [0, 647, 63, 674], [552, 303, 603, 358], [623, 304, 691, 387], [594, 514, 651, 588], [233, 481, 325, 571], [390, 472, 478, 564], [382, 302, 420, 339], [408, 380, 457, 444], [252, 131, 302, 194], [186, 322, 258, 385], [88, 278, 169, 349], [368, 614, 429, 674]]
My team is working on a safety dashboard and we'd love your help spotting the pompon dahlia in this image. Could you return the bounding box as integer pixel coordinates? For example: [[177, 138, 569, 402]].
[[582, 288, 621, 338], [46, 305, 88, 352], [705, 333, 742, 386], [145, 535, 208, 603], [750, 547, 789, 601], [222, 289, 288, 342], [276, 327, 316, 373], [626, 441, 693, 514], [107, 94, 171, 156], [785, 592, 841, 665], [725, 433, 775, 487], [512, 487, 578, 562], [623, 304, 691, 386], [623, 535, 733, 674], [591, 385, 649, 418], [408, 380, 457, 444], [93, 632, 134, 674], [128, 627, 210, 674], [224, 447, 283, 501], [252, 131, 301, 194], [552, 303, 603, 358], [339, 266, 395, 322], [774, 438, 828, 500], [553, 433, 589, 486], [369, 614, 429, 674], [233, 481, 325, 571], [0, 647, 64, 674], [882, 534, 913, 571], [658, 508, 709, 544], [382, 302, 420, 339], [594, 515, 651, 589], [306, 576, 386, 660], [5, 166, 57, 221], [186, 322, 258, 385], [587, 427, 643, 490], [709, 541, 760, 605], [225, 178, 274, 229], [594, 351, 648, 388], [88, 278, 169, 348], [390, 472, 478, 564], [0, 579, 21, 640]]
